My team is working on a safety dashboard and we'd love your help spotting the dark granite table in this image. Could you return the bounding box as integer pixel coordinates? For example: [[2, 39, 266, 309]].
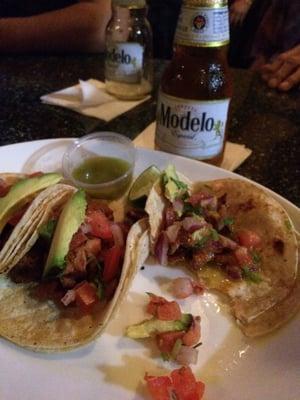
[[0, 55, 299, 206]]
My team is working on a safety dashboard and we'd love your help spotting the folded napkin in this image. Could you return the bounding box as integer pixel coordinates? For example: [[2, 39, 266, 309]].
[[41, 79, 150, 122], [133, 122, 252, 171]]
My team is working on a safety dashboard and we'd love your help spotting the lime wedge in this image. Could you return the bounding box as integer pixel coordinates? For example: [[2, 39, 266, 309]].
[[129, 165, 161, 202]]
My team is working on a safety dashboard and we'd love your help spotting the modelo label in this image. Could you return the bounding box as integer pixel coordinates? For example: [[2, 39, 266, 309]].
[[175, 5, 229, 47], [155, 92, 230, 159], [105, 43, 143, 83]]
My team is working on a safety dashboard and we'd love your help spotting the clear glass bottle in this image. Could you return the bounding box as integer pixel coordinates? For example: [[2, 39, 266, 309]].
[[155, 0, 233, 166], [105, 0, 153, 100]]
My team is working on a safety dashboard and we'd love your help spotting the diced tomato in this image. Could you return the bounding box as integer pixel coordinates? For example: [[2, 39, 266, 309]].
[[156, 331, 185, 354], [69, 231, 87, 250], [144, 374, 172, 400], [146, 294, 182, 321], [157, 301, 182, 321], [237, 229, 262, 249], [182, 317, 201, 347], [234, 246, 253, 266], [75, 281, 98, 310], [145, 367, 205, 400], [147, 301, 159, 316], [87, 199, 114, 219], [196, 382, 205, 398], [171, 366, 204, 400], [0, 179, 10, 197], [86, 210, 113, 240], [103, 245, 124, 282], [146, 294, 167, 316]]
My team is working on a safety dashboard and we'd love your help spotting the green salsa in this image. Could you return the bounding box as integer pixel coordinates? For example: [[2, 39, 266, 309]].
[[72, 156, 133, 199]]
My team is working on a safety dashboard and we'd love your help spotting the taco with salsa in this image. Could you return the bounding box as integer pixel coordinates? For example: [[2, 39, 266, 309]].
[[0, 187, 149, 352], [145, 165, 299, 337]]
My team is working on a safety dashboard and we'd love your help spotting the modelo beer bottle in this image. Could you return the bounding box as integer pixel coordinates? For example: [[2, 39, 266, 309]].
[[105, 0, 153, 100], [155, 0, 232, 165]]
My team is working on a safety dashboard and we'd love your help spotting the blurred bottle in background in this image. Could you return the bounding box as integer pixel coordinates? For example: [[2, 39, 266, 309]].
[[155, 0, 233, 165], [105, 0, 153, 100]]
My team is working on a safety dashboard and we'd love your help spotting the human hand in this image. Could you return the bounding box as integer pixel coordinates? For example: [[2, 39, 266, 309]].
[[260, 45, 300, 91], [230, 0, 252, 26]]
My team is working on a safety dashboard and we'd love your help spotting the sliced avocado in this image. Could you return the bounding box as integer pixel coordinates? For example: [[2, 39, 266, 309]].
[[162, 164, 188, 203], [0, 173, 62, 232], [43, 190, 87, 277], [126, 313, 192, 339]]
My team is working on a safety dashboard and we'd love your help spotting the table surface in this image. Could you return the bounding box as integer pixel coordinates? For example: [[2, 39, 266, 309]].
[[0, 55, 299, 206]]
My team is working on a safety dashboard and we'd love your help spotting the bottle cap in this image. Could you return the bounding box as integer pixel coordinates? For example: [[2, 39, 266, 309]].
[[112, 0, 146, 8], [183, 0, 227, 6]]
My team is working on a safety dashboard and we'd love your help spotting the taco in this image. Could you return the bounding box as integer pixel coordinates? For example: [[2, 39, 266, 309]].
[[0, 189, 149, 352], [145, 165, 299, 337], [0, 172, 63, 234], [0, 182, 76, 274]]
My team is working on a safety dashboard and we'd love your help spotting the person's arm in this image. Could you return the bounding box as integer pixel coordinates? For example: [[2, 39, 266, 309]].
[[0, 0, 111, 53], [230, 0, 253, 26], [260, 45, 300, 91]]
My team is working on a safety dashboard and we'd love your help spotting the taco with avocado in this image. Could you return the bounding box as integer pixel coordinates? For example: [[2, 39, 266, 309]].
[[0, 172, 74, 273], [0, 188, 149, 352], [145, 165, 299, 337]]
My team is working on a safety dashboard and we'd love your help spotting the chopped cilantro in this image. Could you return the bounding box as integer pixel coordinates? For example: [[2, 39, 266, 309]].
[[251, 250, 262, 264], [223, 217, 234, 226], [194, 235, 210, 248], [284, 219, 292, 231], [211, 229, 219, 241], [162, 173, 168, 186], [170, 176, 188, 191], [183, 202, 203, 216], [38, 219, 57, 241], [242, 266, 263, 283]]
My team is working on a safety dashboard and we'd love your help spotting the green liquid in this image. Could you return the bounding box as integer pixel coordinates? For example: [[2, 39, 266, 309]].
[[72, 156, 132, 199]]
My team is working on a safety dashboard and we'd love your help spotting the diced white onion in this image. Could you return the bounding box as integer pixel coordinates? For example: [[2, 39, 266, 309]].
[[176, 345, 199, 365]]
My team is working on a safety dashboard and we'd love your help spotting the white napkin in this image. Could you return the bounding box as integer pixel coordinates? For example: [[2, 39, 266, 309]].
[[134, 122, 252, 171], [41, 79, 151, 122]]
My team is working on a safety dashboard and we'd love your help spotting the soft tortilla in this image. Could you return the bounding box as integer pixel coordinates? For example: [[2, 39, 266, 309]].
[[238, 233, 300, 337], [146, 176, 299, 337], [194, 179, 298, 328], [0, 218, 149, 352], [0, 184, 76, 273]]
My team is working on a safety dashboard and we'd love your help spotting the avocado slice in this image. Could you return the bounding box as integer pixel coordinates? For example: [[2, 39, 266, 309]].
[[162, 164, 188, 203], [126, 313, 192, 339], [43, 189, 87, 277], [0, 173, 62, 232]]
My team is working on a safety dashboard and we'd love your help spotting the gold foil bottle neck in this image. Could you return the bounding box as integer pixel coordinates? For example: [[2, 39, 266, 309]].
[[182, 0, 228, 7]]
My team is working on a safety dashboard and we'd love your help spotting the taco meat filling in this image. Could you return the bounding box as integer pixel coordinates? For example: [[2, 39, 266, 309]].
[[154, 171, 263, 283], [9, 199, 133, 312]]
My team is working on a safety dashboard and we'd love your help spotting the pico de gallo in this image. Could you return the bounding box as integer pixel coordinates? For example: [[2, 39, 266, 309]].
[[126, 293, 201, 366], [154, 165, 263, 283], [9, 198, 130, 313], [145, 366, 205, 400]]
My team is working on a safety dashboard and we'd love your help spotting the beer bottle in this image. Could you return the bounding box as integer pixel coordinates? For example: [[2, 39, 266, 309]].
[[155, 0, 232, 165], [105, 0, 153, 100]]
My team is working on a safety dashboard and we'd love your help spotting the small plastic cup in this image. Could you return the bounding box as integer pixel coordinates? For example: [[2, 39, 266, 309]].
[[62, 132, 136, 200]]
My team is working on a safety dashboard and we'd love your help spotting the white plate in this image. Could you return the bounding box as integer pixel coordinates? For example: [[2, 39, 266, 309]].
[[0, 139, 299, 400]]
